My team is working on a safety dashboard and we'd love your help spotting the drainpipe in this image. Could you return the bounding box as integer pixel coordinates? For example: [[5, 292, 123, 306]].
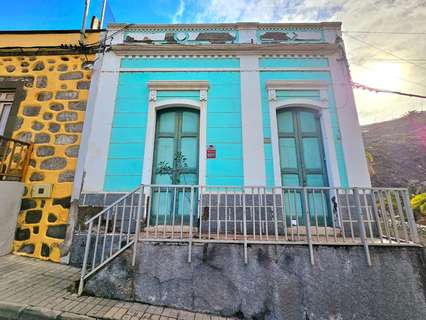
[[80, 0, 91, 44]]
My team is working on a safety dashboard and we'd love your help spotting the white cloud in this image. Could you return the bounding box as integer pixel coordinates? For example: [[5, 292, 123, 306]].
[[172, 0, 426, 124], [172, 0, 186, 24]]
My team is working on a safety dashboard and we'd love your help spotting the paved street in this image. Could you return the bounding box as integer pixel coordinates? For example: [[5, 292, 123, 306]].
[[0, 255, 233, 320]]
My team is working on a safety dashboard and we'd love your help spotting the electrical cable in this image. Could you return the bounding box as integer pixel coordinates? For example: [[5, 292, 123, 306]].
[[352, 82, 426, 99]]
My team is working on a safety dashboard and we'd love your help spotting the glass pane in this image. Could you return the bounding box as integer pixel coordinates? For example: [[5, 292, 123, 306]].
[[279, 138, 298, 169], [155, 137, 174, 167], [153, 173, 172, 184], [277, 111, 294, 133], [299, 111, 317, 133], [182, 111, 199, 133], [158, 111, 176, 133], [181, 137, 198, 168], [306, 174, 325, 187], [281, 174, 300, 187], [307, 191, 327, 219], [179, 173, 198, 185], [302, 138, 322, 169]]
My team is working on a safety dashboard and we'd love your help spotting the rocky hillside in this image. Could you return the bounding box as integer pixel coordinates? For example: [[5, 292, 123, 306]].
[[362, 111, 426, 192]]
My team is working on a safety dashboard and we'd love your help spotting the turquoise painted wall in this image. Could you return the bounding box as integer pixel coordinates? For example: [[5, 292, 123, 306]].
[[104, 57, 243, 191], [259, 58, 348, 187]]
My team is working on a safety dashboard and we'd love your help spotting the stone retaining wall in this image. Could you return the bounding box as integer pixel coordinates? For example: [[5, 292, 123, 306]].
[[83, 243, 426, 320]]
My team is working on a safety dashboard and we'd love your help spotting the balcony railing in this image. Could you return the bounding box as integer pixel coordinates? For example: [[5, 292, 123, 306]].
[[78, 184, 421, 294], [0, 135, 33, 182]]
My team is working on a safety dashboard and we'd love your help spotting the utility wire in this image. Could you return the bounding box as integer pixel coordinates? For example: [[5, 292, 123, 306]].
[[343, 30, 426, 35], [345, 33, 426, 71], [352, 82, 426, 99]]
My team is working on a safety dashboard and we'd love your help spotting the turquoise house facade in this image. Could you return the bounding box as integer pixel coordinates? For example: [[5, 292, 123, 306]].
[[75, 22, 370, 202]]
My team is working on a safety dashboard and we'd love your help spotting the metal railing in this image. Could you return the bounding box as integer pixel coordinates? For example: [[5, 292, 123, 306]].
[[0, 135, 33, 181], [78, 184, 420, 295]]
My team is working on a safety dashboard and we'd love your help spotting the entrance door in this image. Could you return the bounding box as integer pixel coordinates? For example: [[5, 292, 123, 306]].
[[150, 108, 199, 225], [277, 108, 330, 225]]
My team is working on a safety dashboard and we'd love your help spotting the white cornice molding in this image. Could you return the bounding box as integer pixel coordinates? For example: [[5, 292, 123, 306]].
[[111, 43, 338, 56], [108, 22, 341, 31], [148, 80, 209, 91], [266, 80, 328, 91]]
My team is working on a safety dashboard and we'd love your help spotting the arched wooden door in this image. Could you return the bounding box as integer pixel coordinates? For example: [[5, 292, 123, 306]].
[[150, 108, 199, 225], [277, 108, 331, 226]]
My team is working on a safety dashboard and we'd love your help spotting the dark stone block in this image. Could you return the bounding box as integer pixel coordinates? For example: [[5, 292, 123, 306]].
[[6, 65, 15, 73], [43, 112, 53, 120], [58, 170, 74, 182], [57, 64, 68, 72], [32, 61, 45, 71], [31, 121, 44, 131], [48, 213, 57, 222], [55, 134, 77, 145], [37, 91, 52, 101], [33, 226, 39, 234], [40, 157, 67, 170], [68, 100, 86, 111], [21, 61, 29, 67], [36, 76, 47, 88], [18, 244, 34, 254], [13, 116, 24, 130], [59, 71, 83, 80], [53, 196, 71, 209], [50, 103, 64, 111], [15, 131, 32, 142], [65, 122, 83, 132], [20, 198, 37, 210], [46, 224, 67, 239], [15, 228, 30, 241], [77, 81, 90, 90], [48, 122, 60, 133], [65, 145, 79, 157], [23, 105, 41, 116], [34, 133, 50, 144], [56, 111, 78, 121], [55, 91, 79, 100], [25, 210, 42, 224], [41, 243, 50, 257], [29, 172, 44, 181], [36, 146, 54, 157]]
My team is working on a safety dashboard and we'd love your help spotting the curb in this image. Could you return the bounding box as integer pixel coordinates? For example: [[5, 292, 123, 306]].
[[0, 301, 95, 320]]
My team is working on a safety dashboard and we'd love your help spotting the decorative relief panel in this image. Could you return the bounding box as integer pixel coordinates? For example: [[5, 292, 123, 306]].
[[258, 30, 322, 43], [124, 30, 238, 44]]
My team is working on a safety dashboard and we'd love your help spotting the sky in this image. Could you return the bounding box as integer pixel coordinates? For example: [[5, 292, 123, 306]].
[[1, 0, 425, 125]]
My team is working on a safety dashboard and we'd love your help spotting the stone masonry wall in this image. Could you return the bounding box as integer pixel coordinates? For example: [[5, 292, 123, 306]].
[[0, 54, 93, 262]]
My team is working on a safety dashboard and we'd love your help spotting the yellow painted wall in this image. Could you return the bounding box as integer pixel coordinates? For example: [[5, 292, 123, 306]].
[[0, 31, 100, 262], [0, 32, 99, 47]]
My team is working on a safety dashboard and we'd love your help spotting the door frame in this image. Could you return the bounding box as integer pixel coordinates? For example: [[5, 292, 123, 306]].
[[267, 80, 341, 188], [142, 81, 209, 186]]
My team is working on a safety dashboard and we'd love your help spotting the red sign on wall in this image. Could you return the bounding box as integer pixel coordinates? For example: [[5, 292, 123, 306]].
[[207, 145, 216, 159]]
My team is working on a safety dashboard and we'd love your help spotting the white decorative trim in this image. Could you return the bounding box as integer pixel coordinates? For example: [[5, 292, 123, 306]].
[[268, 89, 276, 101], [142, 91, 208, 187], [268, 83, 341, 188], [148, 80, 209, 91], [200, 89, 208, 101], [149, 89, 157, 101], [266, 80, 328, 90], [117, 67, 330, 73]]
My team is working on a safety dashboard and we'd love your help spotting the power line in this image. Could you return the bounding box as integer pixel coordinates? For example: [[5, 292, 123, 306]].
[[343, 30, 426, 35], [352, 82, 426, 99], [349, 61, 426, 90], [344, 34, 426, 71]]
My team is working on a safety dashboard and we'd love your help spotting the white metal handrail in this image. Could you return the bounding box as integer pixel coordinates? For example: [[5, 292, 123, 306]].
[[78, 184, 420, 295]]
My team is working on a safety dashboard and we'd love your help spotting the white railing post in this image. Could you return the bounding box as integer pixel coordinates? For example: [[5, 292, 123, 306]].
[[188, 186, 195, 263], [242, 187, 248, 264], [132, 185, 144, 266], [353, 187, 372, 266], [403, 189, 420, 243], [302, 187, 314, 265], [78, 221, 93, 295]]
